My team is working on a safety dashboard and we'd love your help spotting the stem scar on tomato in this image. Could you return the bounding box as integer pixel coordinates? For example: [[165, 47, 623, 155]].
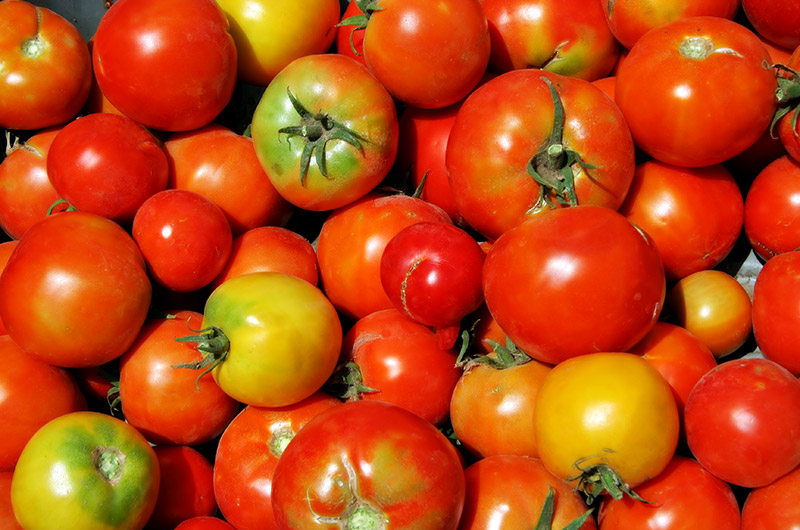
[[92, 446, 126, 486], [678, 36, 743, 60]]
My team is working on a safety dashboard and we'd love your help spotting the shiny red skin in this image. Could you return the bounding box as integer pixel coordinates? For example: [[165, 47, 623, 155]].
[[745, 156, 800, 261], [335, 0, 367, 67], [742, 463, 800, 530], [0, 471, 22, 530], [684, 357, 800, 488], [174, 517, 236, 530], [0, 240, 17, 335], [742, 0, 800, 50]]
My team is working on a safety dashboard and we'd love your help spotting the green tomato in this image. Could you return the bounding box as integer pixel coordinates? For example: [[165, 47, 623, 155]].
[[177, 271, 343, 407], [11, 411, 159, 530]]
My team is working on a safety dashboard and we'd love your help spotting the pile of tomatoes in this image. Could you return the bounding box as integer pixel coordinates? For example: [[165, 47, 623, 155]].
[[3, 0, 800, 528]]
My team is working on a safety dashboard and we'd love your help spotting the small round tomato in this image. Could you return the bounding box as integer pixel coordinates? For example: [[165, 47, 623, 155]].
[[741, 462, 800, 530], [11, 411, 160, 530], [742, 0, 800, 50]]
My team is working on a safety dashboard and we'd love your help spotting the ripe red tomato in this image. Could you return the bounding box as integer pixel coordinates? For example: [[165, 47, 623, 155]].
[[483, 205, 665, 365], [615, 16, 778, 167], [684, 357, 800, 488], [175, 517, 236, 530], [335, 0, 367, 66], [0, 471, 22, 530], [0, 240, 18, 335], [742, 0, 800, 50], [92, 0, 237, 131], [0, 0, 91, 130], [741, 463, 800, 530]]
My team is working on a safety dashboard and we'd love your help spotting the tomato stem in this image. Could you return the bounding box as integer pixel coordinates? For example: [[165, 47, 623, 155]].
[[534, 487, 594, 530], [567, 458, 650, 506], [172, 326, 230, 390], [335, 0, 383, 56]]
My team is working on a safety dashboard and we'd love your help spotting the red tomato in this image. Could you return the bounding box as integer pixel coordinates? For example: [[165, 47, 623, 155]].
[[482, 0, 619, 80], [316, 193, 452, 321], [446, 70, 635, 240], [271, 400, 465, 530], [91, 0, 237, 131], [335, 309, 462, 426], [0, 335, 87, 471], [132, 189, 233, 293], [742, 0, 800, 50], [335, 0, 367, 66], [0, 211, 152, 368], [213, 393, 341, 530], [483, 205, 665, 365], [741, 462, 800, 530], [0, 240, 17, 335], [47, 113, 169, 224], [164, 123, 293, 236], [0, 128, 63, 240], [618, 160, 744, 280], [147, 445, 217, 530], [684, 357, 800, 488], [175, 517, 236, 530], [745, 155, 800, 261], [0, 471, 22, 530], [615, 16, 777, 167], [0, 0, 91, 130], [598, 456, 741, 530]]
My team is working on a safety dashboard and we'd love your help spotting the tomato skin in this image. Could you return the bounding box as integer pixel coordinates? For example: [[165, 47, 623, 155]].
[[0, 211, 152, 368], [335, 0, 367, 66], [0, 471, 22, 530], [615, 16, 777, 167], [742, 0, 800, 50], [597, 456, 740, 530], [684, 357, 800, 488], [11, 411, 160, 530], [741, 463, 800, 530], [0, 335, 87, 472], [175, 517, 236, 530], [0, 0, 92, 130], [271, 400, 465, 530], [92, 0, 237, 132], [0, 240, 17, 334], [147, 446, 217, 530], [483, 206, 665, 365]]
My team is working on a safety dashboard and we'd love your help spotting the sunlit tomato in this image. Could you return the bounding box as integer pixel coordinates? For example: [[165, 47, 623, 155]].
[[47, 113, 169, 224], [271, 400, 466, 530], [741, 462, 800, 530], [213, 393, 341, 530], [0, 0, 91, 130], [483, 205, 665, 365], [459, 455, 595, 530], [591, 75, 617, 100], [0, 335, 87, 472], [175, 517, 236, 530], [0, 211, 152, 368], [316, 193, 452, 321], [742, 0, 800, 50], [92, 0, 237, 131], [164, 123, 293, 236], [11, 411, 160, 530], [615, 16, 777, 167], [214, 0, 339, 86], [251, 53, 398, 211], [534, 352, 679, 500], [665, 269, 752, 358], [597, 456, 741, 530], [482, 0, 619, 80], [446, 70, 635, 240], [0, 471, 22, 530], [0, 127, 63, 240], [618, 160, 744, 280], [132, 189, 233, 293], [684, 357, 800, 488]]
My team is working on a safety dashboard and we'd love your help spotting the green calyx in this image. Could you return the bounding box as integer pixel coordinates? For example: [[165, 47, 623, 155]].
[[324, 361, 379, 400], [568, 457, 650, 506], [771, 64, 800, 139], [172, 326, 230, 390], [535, 487, 594, 530], [335, 0, 383, 56], [527, 77, 597, 215], [278, 87, 366, 186], [464, 337, 533, 370]]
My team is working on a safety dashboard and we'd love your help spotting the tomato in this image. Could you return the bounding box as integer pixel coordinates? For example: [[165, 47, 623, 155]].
[[741, 462, 800, 530], [175, 517, 236, 530], [742, 0, 800, 50], [177, 271, 342, 407], [211, 225, 319, 290], [11, 411, 160, 530], [355, 0, 491, 109], [334, 309, 462, 426], [47, 113, 169, 225], [132, 189, 233, 293], [752, 250, 800, 374], [744, 155, 800, 261], [483, 205, 665, 365], [214, 0, 340, 86], [597, 456, 741, 530], [164, 123, 293, 236], [92, 0, 237, 132], [0, 211, 152, 368], [618, 160, 744, 281], [118, 311, 240, 446], [482, 0, 619, 81], [316, 192, 452, 321], [147, 445, 217, 530], [335, 0, 367, 66], [665, 269, 752, 358], [0, 471, 22, 530], [684, 357, 800, 488], [271, 400, 465, 530], [446, 70, 635, 240], [213, 393, 341, 530], [533, 352, 679, 501], [0, 0, 91, 130], [459, 455, 596, 530], [0, 127, 63, 240], [251, 53, 398, 211], [601, 0, 740, 50], [0, 335, 87, 471], [615, 16, 778, 167], [0, 240, 17, 334]]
